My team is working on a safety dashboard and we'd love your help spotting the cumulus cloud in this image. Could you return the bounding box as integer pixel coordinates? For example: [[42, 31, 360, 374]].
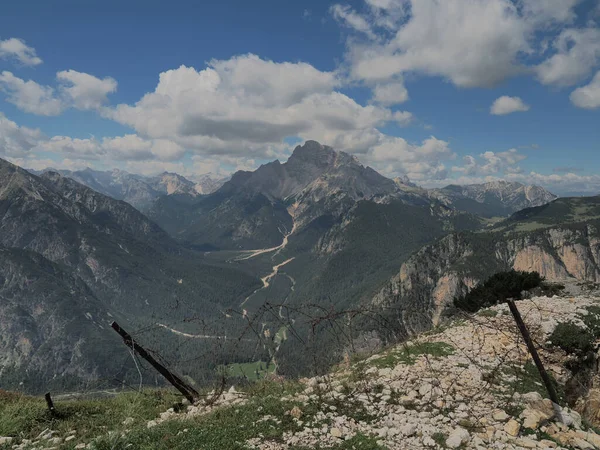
[[333, 0, 598, 103], [0, 70, 117, 116], [360, 135, 454, 180], [372, 80, 408, 105], [0, 38, 42, 66], [330, 4, 376, 39], [103, 54, 407, 163], [0, 71, 63, 115], [57, 70, 117, 110], [37, 134, 185, 162], [347, 0, 531, 88], [536, 28, 600, 86], [0, 112, 45, 157], [452, 148, 527, 176], [490, 96, 530, 115], [570, 71, 600, 109], [392, 110, 413, 126], [519, 0, 581, 26]]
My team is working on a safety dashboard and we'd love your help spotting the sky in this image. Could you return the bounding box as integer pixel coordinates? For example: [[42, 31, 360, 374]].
[[1, 0, 600, 195]]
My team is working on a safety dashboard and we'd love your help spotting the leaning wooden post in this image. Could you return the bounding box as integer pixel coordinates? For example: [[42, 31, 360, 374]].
[[506, 299, 560, 406], [111, 322, 199, 404], [45, 392, 56, 416]]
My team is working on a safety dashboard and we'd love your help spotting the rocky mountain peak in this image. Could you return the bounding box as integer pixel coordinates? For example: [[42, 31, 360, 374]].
[[287, 140, 358, 171]]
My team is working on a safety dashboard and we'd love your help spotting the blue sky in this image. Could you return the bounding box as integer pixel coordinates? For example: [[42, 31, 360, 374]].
[[1, 0, 600, 195]]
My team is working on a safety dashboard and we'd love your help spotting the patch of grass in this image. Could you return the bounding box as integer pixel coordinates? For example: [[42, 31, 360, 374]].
[[432, 431, 447, 447], [504, 403, 524, 418], [0, 389, 181, 445], [89, 386, 315, 450], [371, 342, 455, 368], [478, 309, 498, 318], [500, 361, 564, 403], [224, 361, 276, 381], [290, 433, 388, 449]]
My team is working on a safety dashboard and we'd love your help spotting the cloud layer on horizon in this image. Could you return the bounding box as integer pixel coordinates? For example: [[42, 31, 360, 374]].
[[1, 0, 600, 195]]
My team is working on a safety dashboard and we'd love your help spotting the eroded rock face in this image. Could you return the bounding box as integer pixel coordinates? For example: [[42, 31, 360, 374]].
[[373, 223, 600, 339], [512, 245, 570, 279]]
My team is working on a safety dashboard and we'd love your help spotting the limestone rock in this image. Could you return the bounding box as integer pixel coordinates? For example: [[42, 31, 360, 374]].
[[492, 410, 510, 422], [504, 419, 521, 437], [446, 427, 470, 448], [330, 427, 343, 439]]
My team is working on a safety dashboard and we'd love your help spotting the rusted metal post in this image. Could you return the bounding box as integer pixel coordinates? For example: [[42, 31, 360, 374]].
[[506, 299, 560, 405], [111, 321, 199, 404]]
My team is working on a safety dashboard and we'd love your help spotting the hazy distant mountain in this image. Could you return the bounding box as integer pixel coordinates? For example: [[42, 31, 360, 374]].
[[31, 167, 226, 211], [429, 180, 557, 217]]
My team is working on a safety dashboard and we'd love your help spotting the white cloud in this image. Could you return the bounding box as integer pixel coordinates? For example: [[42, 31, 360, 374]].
[[536, 28, 600, 86], [570, 71, 600, 109], [0, 71, 63, 116], [330, 4, 375, 39], [519, 0, 581, 26], [0, 38, 42, 66], [0, 112, 45, 157], [37, 134, 185, 162], [490, 96, 530, 115], [334, 0, 598, 104], [57, 70, 117, 110], [364, 0, 410, 30], [348, 0, 531, 88], [0, 70, 117, 115], [392, 110, 413, 126], [103, 54, 404, 162], [451, 148, 527, 176], [372, 80, 408, 105], [362, 135, 454, 180]]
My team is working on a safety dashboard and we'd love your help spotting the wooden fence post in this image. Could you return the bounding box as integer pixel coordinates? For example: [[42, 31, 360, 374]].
[[506, 299, 560, 406], [45, 392, 56, 416], [111, 321, 199, 404]]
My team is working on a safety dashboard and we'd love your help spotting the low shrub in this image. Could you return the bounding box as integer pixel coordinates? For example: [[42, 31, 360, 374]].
[[550, 322, 595, 354], [454, 270, 543, 313]]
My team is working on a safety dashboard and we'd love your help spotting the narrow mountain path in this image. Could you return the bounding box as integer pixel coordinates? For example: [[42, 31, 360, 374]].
[[279, 274, 296, 319], [156, 323, 236, 340], [240, 257, 295, 307], [235, 221, 296, 261]]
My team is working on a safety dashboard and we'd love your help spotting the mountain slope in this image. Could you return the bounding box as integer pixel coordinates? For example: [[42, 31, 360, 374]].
[[372, 195, 600, 338], [0, 245, 124, 393], [430, 181, 557, 217], [0, 158, 260, 391]]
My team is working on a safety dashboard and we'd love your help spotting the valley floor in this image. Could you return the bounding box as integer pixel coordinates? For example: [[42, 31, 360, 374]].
[[3, 286, 600, 449]]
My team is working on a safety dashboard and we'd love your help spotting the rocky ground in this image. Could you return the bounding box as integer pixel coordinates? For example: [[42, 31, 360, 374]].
[[4, 282, 600, 450], [239, 286, 600, 449]]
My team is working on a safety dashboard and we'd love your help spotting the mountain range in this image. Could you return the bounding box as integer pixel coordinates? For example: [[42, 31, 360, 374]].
[[29, 168, 227, 211], [1, 140, 591, 393]]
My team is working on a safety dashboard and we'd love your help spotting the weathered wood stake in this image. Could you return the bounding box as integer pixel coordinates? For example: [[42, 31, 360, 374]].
[[45, 392, 56, 416], [506, 299, 560, 406], [111, 321, 199, 404]]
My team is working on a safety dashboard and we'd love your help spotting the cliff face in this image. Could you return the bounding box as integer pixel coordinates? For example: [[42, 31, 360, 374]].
[[373, 221, 600, 336]]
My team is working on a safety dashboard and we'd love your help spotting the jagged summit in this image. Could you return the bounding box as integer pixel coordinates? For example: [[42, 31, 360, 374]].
[[430, 180, 557, 217], [28, 166, 226, 210], [220, 140, 392, 202]]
